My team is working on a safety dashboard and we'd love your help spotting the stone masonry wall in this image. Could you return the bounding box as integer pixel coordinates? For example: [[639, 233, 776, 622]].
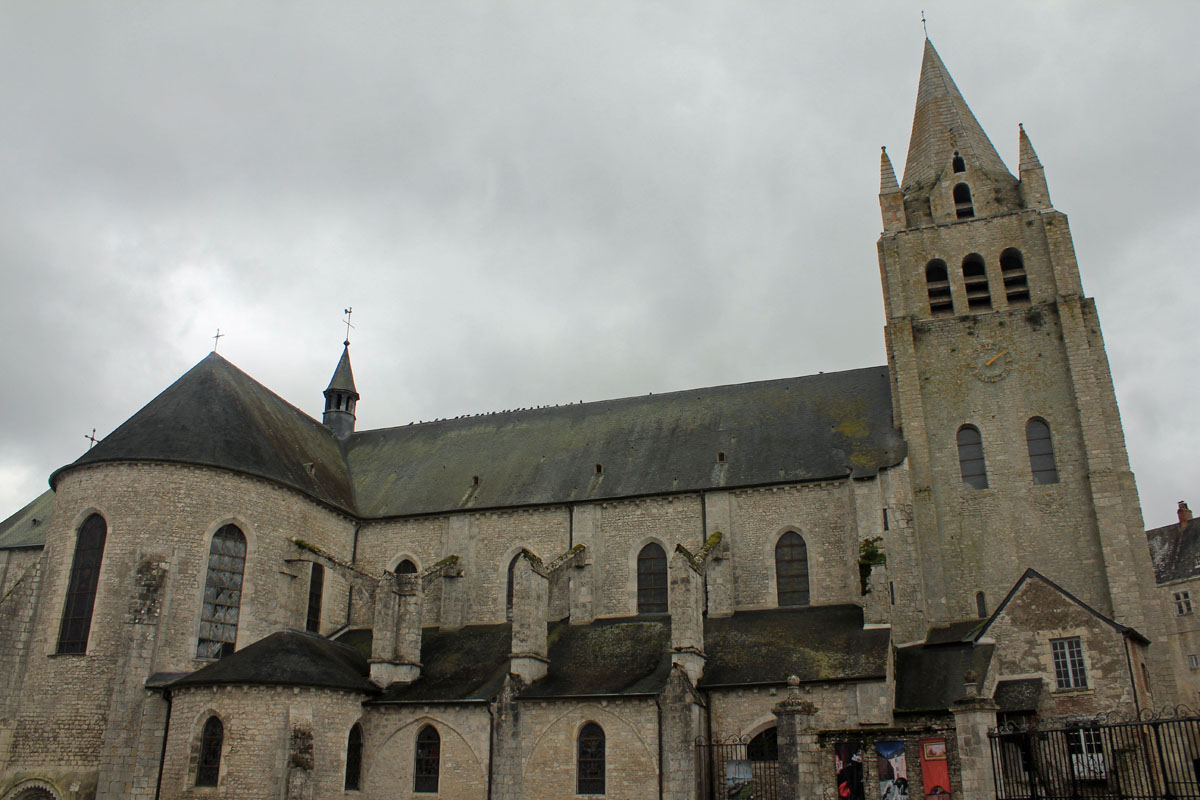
[[160, 685, 365, 800]]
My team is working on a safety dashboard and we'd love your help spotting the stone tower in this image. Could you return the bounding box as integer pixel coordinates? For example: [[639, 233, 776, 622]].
[[878, 39, 1166, 693], [323, 342, 359, 438]]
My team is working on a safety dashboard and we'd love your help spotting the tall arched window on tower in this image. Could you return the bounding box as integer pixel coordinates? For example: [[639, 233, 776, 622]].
[[775, 532, 810, 607], [414, 725, 440, 793], [305, 562, 324, 633], [953, 182, 974, 218], [196, 716, 224, 787], [1000, 248, 1030, 305], [577, 722, 606, 795], [57, 513, 108, 654], [925, 259, 954, 316], [636, 543, 668, 614], [952, 152, 966, 173], [197, 524, 247, 659], [345, 723, 364, 791], [957, 425, 989, 490], [962, 254, 992, 311], [1026, 418, 1060, 485]]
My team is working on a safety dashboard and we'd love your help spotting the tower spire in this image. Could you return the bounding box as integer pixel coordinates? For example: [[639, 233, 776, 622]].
[[879, 147, 905, 231], [322, 341, 359, 439], [901, 39, 1013, 196]]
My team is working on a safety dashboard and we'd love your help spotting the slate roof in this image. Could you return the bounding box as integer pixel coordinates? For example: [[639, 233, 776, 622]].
[[50, 353, 357, 512], [995, 678, 1042, 712], [170, 630, 375, 693], [925, 619, 985, 645], [522, 617, 673, 698], [346, 366, 905, 518], [699, 605, 889, 687], [0, 490, 53, 550], [1146, 518, 1200, 584], [370, 623, 512, 703], [41, 355, 905, 520], [894, 642, 994, 712], [325, 344, 357, 396]]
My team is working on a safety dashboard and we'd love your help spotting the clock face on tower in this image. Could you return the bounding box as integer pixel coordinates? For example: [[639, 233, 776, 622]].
[[972, 341, 1014, 382]]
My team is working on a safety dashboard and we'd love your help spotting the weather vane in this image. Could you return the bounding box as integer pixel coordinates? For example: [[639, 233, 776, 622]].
[[921, 10, 928, 38], [212, 328, 225, 352], [85, 428, 99, 450], [343, 307, 355, 346]]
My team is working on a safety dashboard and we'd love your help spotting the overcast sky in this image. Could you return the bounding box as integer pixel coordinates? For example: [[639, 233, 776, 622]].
[[1, 2, 1197, 529]]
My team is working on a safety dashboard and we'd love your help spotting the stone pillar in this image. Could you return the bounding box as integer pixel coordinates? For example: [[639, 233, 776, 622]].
[[864, 560, 890, 627], [394, 573, 424, 678], [490, 673, 526, 800], [659, 666, 702, 800], [370, 572, 424, 685], [774, 676, 821, 800], [510, 554, 549, 683], [704, 492, 735, 618], [286, 706, 314, 800], [951, 683, 999, 800], [569, 551, 595, 625], [669, 548, 706, 684], [440, 516, 470, 630]]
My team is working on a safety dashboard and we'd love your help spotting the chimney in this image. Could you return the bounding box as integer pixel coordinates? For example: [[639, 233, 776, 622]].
[[1179, 501, 1193, 524]]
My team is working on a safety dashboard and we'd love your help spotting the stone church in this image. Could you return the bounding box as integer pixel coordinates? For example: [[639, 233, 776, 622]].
[[0, 38, 1184, 800]]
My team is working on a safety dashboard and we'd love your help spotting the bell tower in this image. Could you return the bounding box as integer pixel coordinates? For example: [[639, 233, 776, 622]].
[[322, 341, 359, 439], [878, 40, 1163, 687]]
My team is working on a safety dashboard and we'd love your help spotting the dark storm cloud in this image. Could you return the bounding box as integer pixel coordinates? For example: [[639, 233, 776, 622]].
[[1, 2, 1197, 529]]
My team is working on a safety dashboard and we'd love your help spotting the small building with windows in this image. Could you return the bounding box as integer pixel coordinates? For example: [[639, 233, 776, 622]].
[[0, 36, 1186, 800], [1147, 503, 1200, 706]]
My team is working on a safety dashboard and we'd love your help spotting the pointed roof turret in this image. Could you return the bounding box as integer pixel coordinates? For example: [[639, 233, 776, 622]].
[[879, 146, 900, 195], [1018, 123, 1042, 171], [902, 39, 1013, 196], [323, 342, 360, 439], [326, 342, 357, 397]]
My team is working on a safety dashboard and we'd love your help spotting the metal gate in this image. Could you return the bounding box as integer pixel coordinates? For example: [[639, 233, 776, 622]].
[[989, 709, 1200, 800], [696, 734, 781, 800]]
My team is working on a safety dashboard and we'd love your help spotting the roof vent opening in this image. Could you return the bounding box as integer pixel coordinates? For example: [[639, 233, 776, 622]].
[[472, 475, 480, 486], [717, 452, 726, 463], [952, 152, 966, 173], [595, 464, 603, 475]]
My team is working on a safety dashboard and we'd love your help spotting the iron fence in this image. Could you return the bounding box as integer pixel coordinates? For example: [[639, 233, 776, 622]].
[[696, 734, 782, 800], [989, 708, 1200, 800]]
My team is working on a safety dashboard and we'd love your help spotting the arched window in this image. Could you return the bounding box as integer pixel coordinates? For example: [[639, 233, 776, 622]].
[[953, 182, 974, 218], [957, 425, 989, 490], [962, 254, 991, 311], [345, 723, 364, 791], [414, 725, 440, 793], [952, 152, 966, 173], [577, 722, 606, 795], [197, 524, 247, 659], [925, 259, 954, 316], [775, 532, 810, 607], [1000, 248, 1030, 305], [748, 726, 778, 762], [976, 591, 988, 618], [506, 553, 522, 621], [56, 513, 107, 654], [396, 558, 418, 575], [306, 563, 324, 633], [1026, 418, 1059, 485], [196, 716, 223, 787], [636, 543, 668, 614]]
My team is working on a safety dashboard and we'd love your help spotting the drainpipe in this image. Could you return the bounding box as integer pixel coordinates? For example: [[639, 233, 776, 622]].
[[153, 688, 173, 800], [346, 522, 361, 628], [1122, 635, 1142, 718], [486, 701, 495, 800], [655, 696, 664, 800]]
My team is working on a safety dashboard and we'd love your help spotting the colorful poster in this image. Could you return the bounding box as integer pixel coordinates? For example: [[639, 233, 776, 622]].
[[876, 740, 909, 800], [918, 737, 950, 800], [834, 741, 866, 800]]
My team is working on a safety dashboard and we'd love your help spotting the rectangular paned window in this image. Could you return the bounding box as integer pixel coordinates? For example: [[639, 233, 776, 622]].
[[1175, 591, 1192, 615], [1052, 637, 1088, 690]]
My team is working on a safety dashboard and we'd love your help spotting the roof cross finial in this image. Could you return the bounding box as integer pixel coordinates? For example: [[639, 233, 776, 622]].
[[212, 328, 224, 352], [921, 10, 928, 38], [85, 428, 99, 450], [343, 307, 355, 346]]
